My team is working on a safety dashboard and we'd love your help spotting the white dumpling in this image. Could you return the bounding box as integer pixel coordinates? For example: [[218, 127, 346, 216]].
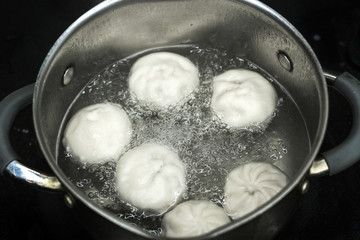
[[211, 69, 277, 128], [224, 162, 288, 219], [128, 52, 199, 108], [162, 200, 231, 238], [62, 103, 132, 164], [115, 143, 186, 214]]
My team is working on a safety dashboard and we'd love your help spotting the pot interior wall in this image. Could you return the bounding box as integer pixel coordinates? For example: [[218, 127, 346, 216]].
[[33, 0, 327, 237]]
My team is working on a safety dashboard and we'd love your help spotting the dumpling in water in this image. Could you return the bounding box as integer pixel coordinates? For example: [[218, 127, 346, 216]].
[[162, 200, 231, 238], [224, 162, 288, 219], [211, 69, 277, 128], [62, 103, 132, 164], [128, 52, 199, 108], [115, 143, 186, 214]]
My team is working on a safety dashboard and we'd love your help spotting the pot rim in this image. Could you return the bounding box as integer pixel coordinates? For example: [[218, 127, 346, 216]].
[[33, 0, 329, 239]]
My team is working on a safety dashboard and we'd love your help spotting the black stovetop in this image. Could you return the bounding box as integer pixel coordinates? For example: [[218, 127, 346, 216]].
[[1, 0, 360, 239]]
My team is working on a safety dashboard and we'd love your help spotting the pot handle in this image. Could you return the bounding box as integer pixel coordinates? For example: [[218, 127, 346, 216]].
[[0, 84, 62, 190], [312, 72, 360, 176]]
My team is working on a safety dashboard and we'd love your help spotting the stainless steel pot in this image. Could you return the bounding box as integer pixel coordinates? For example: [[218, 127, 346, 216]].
[[1, 0, 360, 239]]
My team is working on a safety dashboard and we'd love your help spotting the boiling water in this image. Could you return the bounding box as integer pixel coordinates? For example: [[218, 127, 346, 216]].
[[57, 46, 309, 235]]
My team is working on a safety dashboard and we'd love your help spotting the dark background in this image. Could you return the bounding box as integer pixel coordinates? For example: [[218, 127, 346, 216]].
[[0, 0, 360, 239]]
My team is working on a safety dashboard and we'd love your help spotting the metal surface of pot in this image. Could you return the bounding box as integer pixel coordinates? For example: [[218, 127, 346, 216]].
[[34, 1, 328, 238], [1, 0, 360, 239]]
